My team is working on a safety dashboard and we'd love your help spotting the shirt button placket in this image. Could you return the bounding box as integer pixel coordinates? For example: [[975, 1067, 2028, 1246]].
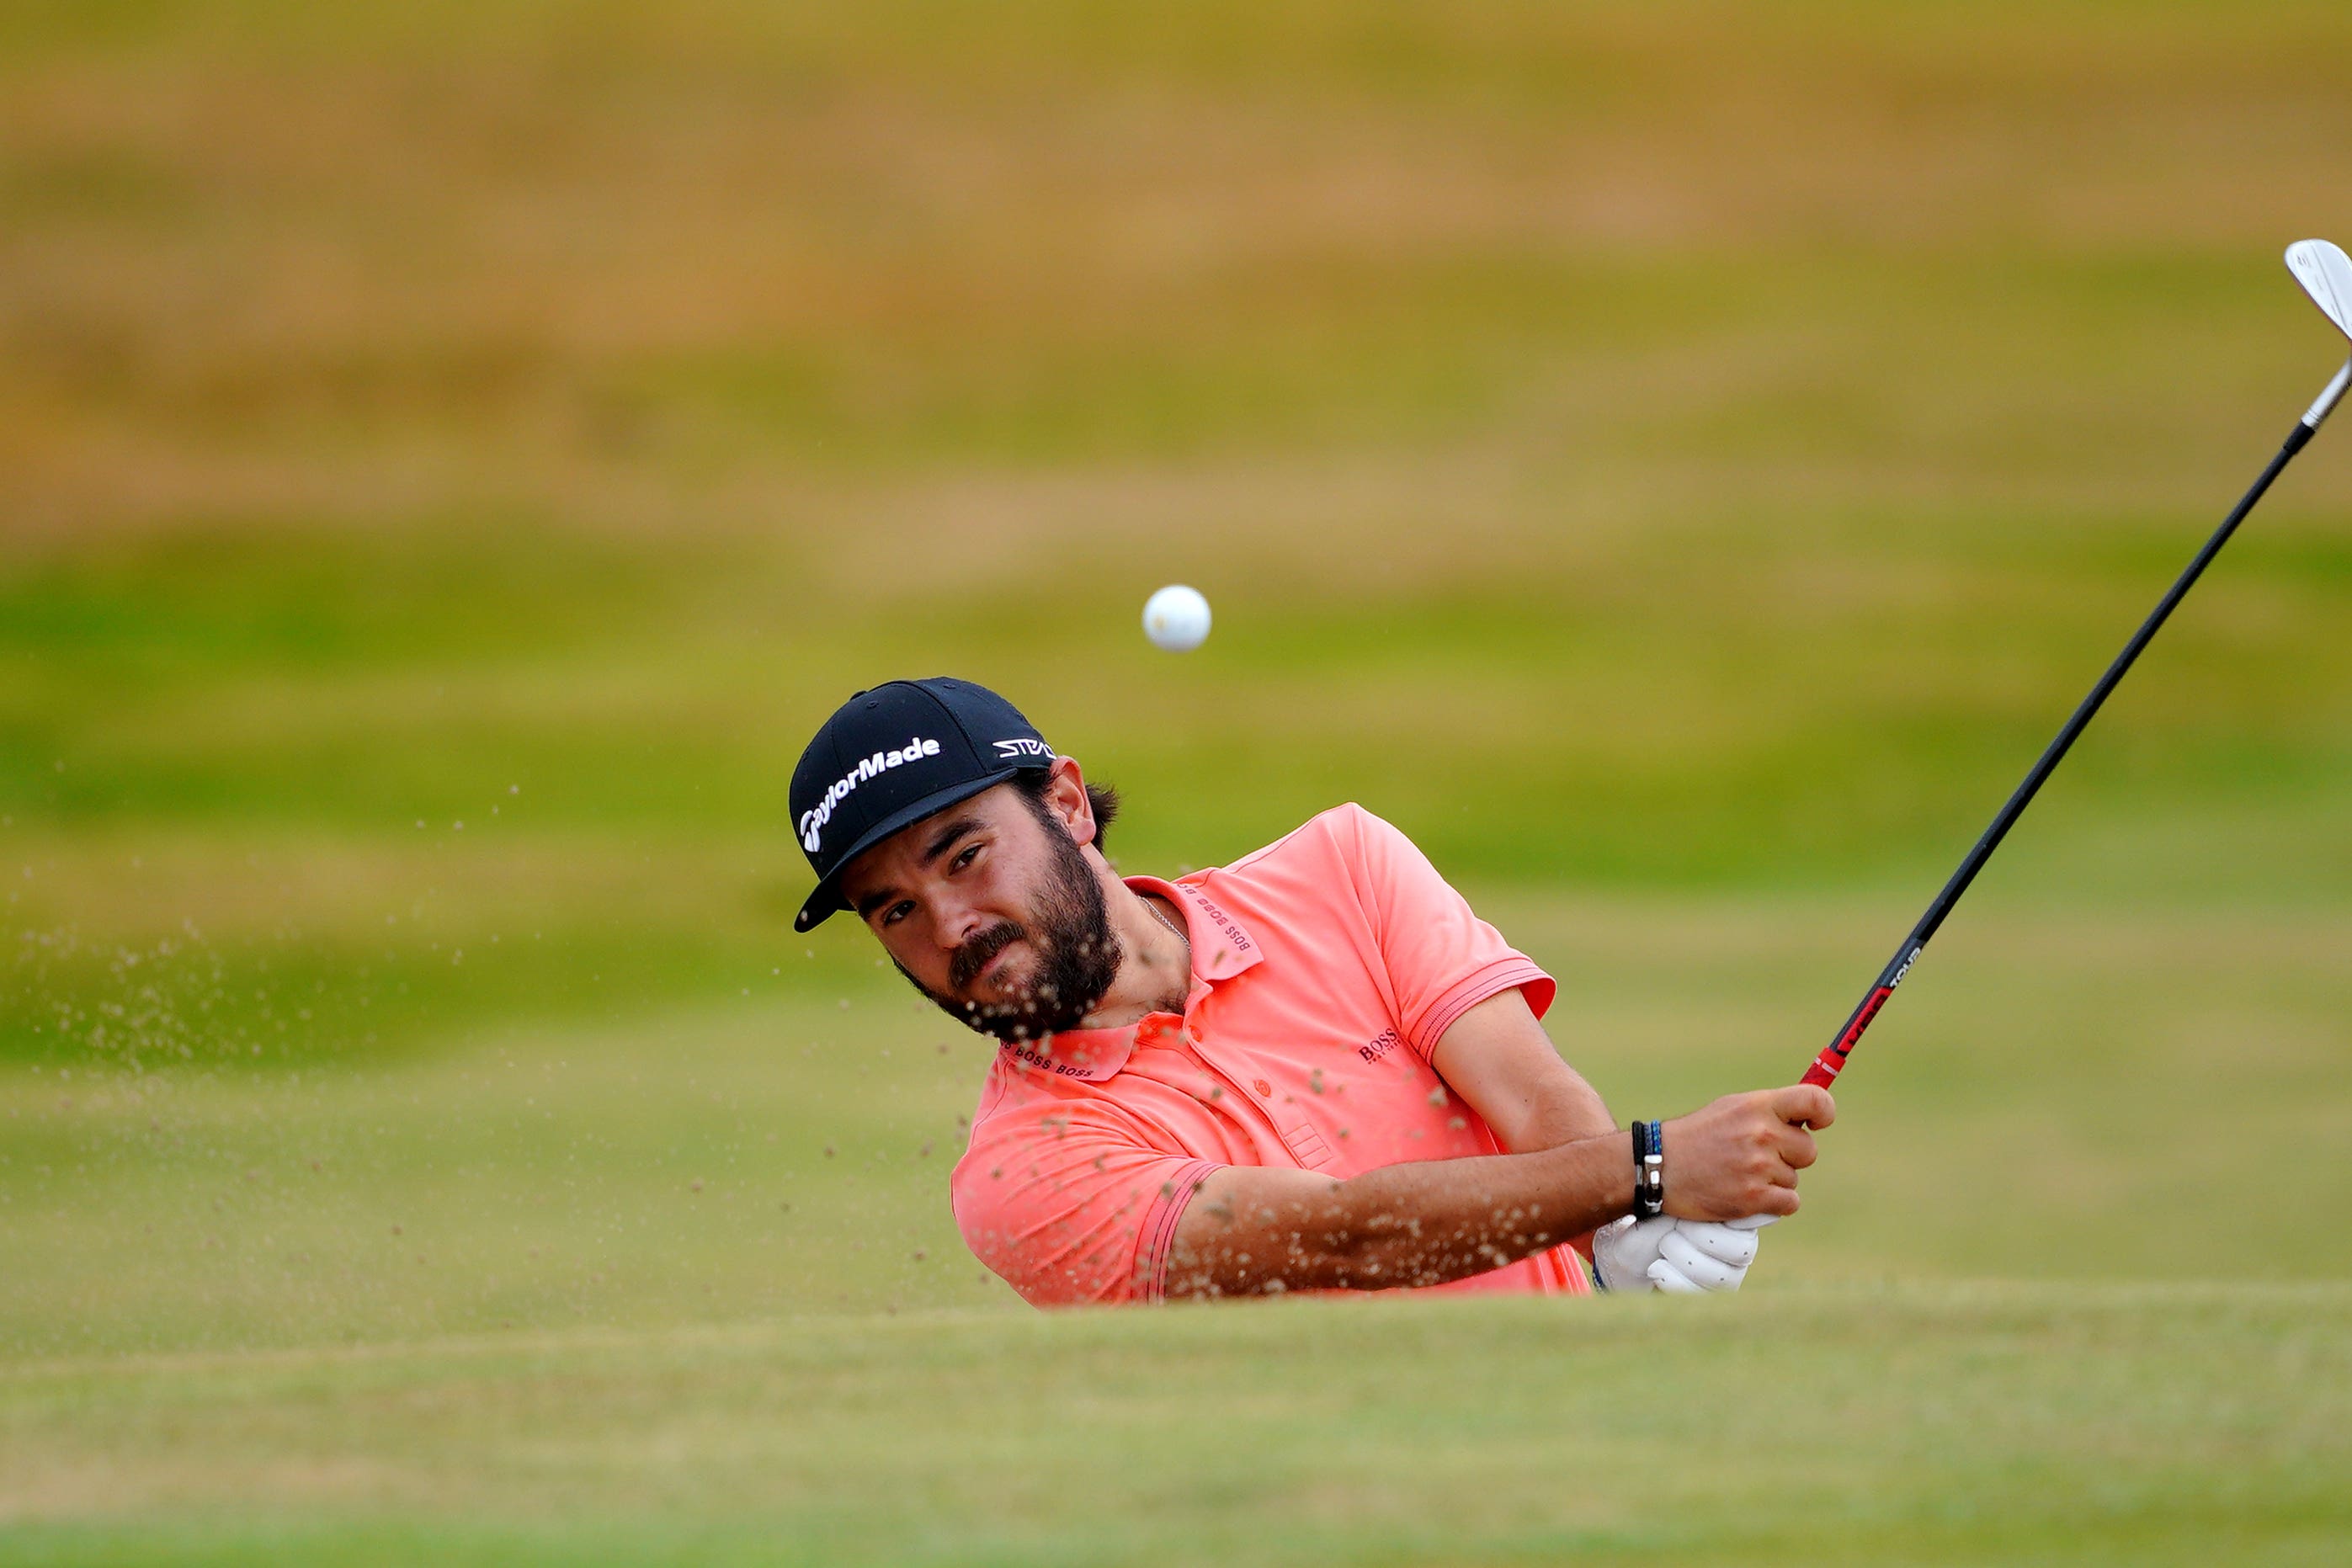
[[1180, 1017, 1249, 1114]]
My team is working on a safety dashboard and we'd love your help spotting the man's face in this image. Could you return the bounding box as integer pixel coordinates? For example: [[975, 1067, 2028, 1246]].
[[838, 779, 1120, 1041]]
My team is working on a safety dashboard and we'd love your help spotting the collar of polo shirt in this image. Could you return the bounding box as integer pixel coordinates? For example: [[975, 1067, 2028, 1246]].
[[994, 875, 1260, 1083]]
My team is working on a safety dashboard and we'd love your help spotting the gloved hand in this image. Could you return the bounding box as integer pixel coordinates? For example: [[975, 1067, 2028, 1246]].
[[1592, 1214, 1774, 1294]]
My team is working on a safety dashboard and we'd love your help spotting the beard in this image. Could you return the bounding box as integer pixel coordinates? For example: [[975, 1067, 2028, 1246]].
[[898, 822, 1124, 1044]]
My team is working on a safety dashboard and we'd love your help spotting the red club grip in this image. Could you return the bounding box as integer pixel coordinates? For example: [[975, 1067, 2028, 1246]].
[[1802, 984, 1893, 1088]]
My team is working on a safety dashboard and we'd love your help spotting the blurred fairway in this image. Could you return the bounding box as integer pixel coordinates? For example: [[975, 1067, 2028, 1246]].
[[5, 0, 2352, 1560]]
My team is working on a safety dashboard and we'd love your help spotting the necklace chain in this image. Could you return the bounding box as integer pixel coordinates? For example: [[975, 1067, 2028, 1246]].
[[1140, 895, 1193, 1018], [1142, 896, 1189, 951]]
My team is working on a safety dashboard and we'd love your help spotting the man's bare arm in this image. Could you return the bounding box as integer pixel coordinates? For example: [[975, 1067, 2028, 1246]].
[[1164, 1086, 1833, 1299], [1429, 988, 1613, 1154], [1428, 986, 1618, 1259]]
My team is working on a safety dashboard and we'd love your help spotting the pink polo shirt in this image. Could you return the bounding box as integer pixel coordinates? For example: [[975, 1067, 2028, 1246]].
[[950, 803, 1592, 1307]]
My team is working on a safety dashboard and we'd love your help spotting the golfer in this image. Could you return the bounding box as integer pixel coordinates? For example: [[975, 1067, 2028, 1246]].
[[792, 678, 1832, 1306]]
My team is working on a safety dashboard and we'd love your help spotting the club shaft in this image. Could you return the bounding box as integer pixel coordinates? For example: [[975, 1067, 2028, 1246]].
[[1801, 413, 2323, 1090]]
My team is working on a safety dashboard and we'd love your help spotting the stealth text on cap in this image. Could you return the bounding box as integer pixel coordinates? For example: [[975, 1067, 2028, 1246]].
[[801, 736, 942, 853]]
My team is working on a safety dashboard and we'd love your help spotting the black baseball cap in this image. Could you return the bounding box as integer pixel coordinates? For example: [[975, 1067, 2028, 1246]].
[[790, 678, 1056, 933]]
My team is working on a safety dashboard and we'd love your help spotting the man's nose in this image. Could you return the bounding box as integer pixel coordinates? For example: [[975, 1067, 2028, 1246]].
[[931, 892, 989, 950]]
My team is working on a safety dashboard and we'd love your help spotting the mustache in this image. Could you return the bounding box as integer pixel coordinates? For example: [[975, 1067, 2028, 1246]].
[[949, 921, 1026, 992]]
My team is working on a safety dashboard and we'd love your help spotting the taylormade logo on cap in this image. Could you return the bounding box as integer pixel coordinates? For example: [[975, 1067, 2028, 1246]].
[[790, 678, 1055, 933], [799, 736, 943, 853]]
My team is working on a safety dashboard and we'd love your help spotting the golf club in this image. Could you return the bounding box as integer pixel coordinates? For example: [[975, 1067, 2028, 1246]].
[[1801, 238, 2352, 1092]]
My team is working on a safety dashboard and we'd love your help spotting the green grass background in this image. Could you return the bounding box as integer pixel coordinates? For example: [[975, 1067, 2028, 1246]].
[[4, 1, 2351, 1560]]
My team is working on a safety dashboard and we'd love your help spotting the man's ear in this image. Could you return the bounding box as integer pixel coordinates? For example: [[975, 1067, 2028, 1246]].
[[1043, 757, 1097, 848]]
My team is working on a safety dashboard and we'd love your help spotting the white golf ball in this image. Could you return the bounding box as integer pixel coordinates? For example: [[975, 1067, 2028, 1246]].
[[1142, 584, 1212, 651]]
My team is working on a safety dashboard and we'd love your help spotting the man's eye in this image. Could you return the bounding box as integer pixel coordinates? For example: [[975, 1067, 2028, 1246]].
[[881, 901, 915, 927], [953, 844, 982, 870]]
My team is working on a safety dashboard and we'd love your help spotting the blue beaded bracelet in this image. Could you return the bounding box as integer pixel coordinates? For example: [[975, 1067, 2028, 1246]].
[[1633, 1120, 1664, 1217]]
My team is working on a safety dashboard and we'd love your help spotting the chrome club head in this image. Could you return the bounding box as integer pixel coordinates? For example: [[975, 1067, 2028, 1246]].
[[2286, 239, 2352, 341]]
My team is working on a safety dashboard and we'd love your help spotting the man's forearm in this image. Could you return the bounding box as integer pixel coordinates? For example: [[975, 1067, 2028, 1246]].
[[1172, 1131, 1636, 1294], [1168, 1087, 1828, 1300]]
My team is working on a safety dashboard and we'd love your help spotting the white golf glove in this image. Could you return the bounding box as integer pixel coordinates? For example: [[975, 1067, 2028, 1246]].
[[1592, 1214, 1774, 1294]]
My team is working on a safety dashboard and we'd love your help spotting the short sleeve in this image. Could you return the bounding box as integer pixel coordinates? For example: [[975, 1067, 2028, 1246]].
[[1337, 805, 1556, 1058], [950, 1092, 1221, 1309]]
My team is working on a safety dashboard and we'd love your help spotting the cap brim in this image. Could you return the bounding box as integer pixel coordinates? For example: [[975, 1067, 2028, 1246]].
[[792, 767, 1030, 932]]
